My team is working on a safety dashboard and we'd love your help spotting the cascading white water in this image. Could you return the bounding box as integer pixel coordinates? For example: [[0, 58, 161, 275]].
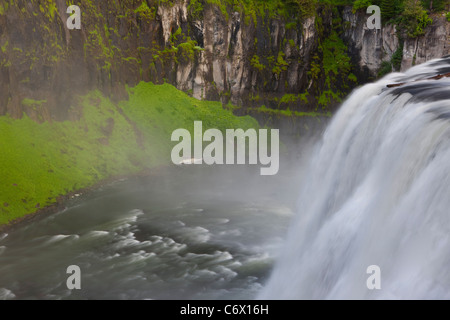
[[260, 57, 450, 299]]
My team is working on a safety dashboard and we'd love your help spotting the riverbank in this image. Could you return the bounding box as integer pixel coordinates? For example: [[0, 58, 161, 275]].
[[0, 166, 167, 234], [0, 82, 258, 228]]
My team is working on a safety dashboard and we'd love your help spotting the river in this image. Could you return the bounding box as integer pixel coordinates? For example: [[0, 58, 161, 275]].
[[0, 164, 301, 300]]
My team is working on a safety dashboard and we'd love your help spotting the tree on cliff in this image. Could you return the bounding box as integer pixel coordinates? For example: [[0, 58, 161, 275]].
[[400, 0, 433, 37], [282, 0, 318, 17], [381, 0, 396, 20], [420, 0, 446, 11]]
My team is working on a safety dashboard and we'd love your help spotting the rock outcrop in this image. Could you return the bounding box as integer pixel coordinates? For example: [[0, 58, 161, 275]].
[[401, 13, 450, 70], [341, 7, 398, 78], [342, 7, 449, 78], [0, 0, 330, 120], [0, 1, 448, 121]]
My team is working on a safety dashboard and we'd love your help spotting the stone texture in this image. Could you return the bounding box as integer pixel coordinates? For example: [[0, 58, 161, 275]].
[[341, 8, 448, 77], [401, 13, 450, 71], [342, 7, 398, 77], [0, 1, 448, 121]]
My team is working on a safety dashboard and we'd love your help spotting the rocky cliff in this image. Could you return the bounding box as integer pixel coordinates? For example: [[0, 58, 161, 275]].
[[401, 13, 450, 70], [342, 7, 449, 78], [0, 1, 448, 121]]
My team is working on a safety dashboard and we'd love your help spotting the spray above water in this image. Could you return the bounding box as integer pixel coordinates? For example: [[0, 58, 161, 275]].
[[260, 57, 450, 299]]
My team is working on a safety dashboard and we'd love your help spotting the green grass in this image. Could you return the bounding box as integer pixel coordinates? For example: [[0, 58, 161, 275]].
[[21, 98, 47, 108], [0, 82, 258, 226], [253, 105, 331, 118]]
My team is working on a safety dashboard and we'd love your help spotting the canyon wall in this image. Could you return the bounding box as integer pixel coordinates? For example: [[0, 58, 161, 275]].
[[0, 0, 448, 121]]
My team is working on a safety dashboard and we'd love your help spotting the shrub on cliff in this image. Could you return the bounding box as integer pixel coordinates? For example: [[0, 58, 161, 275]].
[[399, 0, 433, 37]]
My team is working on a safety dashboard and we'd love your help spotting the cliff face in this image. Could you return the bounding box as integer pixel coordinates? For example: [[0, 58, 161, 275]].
[[159, 2, 324, 106], [0, 1, 448, 121], [0, 0, 332, 120], [342, 7, 450, 77], [401, 14, 450, 70], [341, 7, 398, 78]]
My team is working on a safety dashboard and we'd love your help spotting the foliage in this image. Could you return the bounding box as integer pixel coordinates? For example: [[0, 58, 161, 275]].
[[421, 0, 447, 11], [352, 0, 372, 11], [378, 60, 393, 77], [250, 55, 265, 71], [188, 0, 204, 20], [135, 1, 156, 20], [272, 52, 289, 75], [381, 0, 396, 20], [308, 30, 355, 109], [391, 43, 404, 70], [278, 93, 309, 107], [377, 41, 403, 77], [255, 104, 331, 117], [399, 0, 433, 37], [21, 99, 47, 108]]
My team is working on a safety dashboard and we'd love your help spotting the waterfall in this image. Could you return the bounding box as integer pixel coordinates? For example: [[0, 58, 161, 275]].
[[260, 57, 450, 299]]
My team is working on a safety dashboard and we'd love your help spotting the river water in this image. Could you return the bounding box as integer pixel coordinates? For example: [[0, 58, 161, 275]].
[[0, 164, 300, 300]]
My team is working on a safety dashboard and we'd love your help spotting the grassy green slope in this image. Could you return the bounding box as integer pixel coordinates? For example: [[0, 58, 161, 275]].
[[0, 82, 258, 226]]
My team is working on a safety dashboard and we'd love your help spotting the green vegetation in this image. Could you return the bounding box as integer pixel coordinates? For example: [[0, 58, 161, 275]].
[[351, 0, 441, 35], [378, 42, 404, 77], [188, 0, 204, 20], [400, 0, 433, 37], [421, 0, 447, 11], [251, 55, 266, 71], [187, 0, 323, 26], [135, 1, 156, 20], [446, 12, 450, 22], [381, 0, 396, 20], [21, 99, 47, 107], [310, 30, 356, 108], [391, 43, 404, 70], [0, 41, 7, 53], [254, 104, 332, 117], [378, 60, 393, 77], [278, 93, 309, 107], [0, 82, 258, 226], [272, 52, 289, 76], [352, 0, 372, 11]]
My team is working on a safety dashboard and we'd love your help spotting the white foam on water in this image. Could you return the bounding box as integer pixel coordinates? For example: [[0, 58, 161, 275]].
[[0, 288, 16, 300], [183, 226, 211, 243], [0, 233, 8, 242], [218, 229, 242, 237], [173, 220, 186, 227], [211, 265, 238, 281], [86, 230, 109, 237], [216, 218, 230, 224], [270, 206, 294, 217], [147, 236, 187, 254], [41, 234, 79, 245]]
